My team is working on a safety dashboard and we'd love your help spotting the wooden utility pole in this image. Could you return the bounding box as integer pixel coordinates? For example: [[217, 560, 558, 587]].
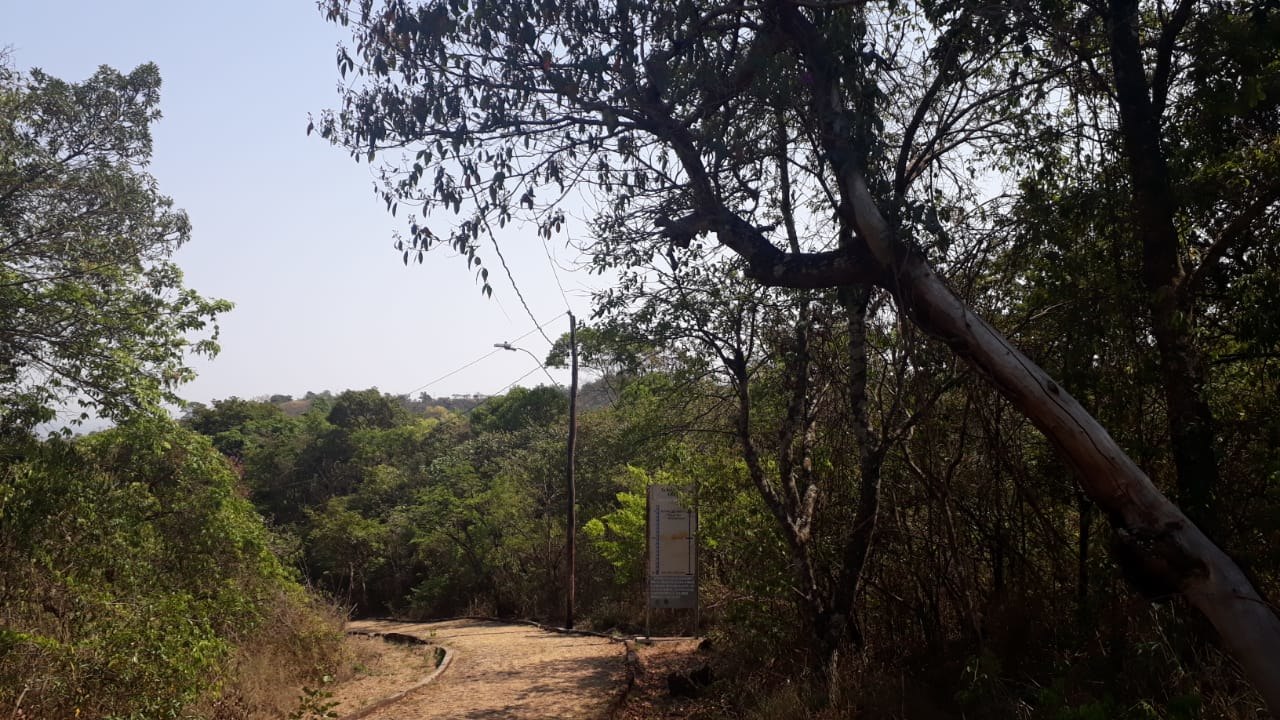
[[565, 312, 578, 629]]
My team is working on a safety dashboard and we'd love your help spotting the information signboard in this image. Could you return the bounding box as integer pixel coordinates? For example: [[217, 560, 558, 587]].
[[646, 485, 697, 610]]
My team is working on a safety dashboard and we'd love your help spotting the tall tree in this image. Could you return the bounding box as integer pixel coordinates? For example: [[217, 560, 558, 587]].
[[318, 0, 1280, 708], [0, 62, 230, 430], [1012, 0, 1280, 539]]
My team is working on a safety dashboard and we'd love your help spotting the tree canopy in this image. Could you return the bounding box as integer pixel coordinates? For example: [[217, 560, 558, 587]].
[[0, 61, 343, 718], [0, 61, 230, 430], [318, 0, 1280, 709]]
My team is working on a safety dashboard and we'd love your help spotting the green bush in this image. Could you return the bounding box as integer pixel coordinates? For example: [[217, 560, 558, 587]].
[[0, 415, 338, 719]]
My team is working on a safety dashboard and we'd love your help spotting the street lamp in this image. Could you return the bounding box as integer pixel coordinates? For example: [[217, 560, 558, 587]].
[[492, 342, 561, 387]]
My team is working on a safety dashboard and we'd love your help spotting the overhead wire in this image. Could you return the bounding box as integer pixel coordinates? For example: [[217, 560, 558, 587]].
[[469, 187, 556, 347], [542, 225, 573, 314], [495, 365, 544, 395], [404, 311, 567, 397], [489, 232, 555, 346], [508, 310, 567, 345], [404, 347, 504, 396]]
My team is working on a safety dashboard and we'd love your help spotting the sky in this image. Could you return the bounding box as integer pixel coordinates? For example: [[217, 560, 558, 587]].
[[5, 0, 600, 407]]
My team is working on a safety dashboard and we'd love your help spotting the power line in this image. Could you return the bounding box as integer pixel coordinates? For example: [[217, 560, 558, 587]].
[[495, 365, 543, 395], [495, 342, 563, 388], [489, 231, 555, 346], [509, 311, 567, 345], [470, 187, 556, 347], [541, 226, 573, 313], [405, 347, 504, 396], [404, 312, 567, 397]]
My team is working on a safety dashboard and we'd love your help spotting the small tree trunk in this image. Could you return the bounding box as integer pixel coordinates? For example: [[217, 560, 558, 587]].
[[1107, 0, 1221, 535], [1076, 493, 1092, 622], [828, 284, 884, 654], [773, 6, 1280, 707]]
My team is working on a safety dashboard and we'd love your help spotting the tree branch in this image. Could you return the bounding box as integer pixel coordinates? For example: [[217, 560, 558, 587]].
[[1182, 185, 1280, 299], [1151, 0, 1195, 118]]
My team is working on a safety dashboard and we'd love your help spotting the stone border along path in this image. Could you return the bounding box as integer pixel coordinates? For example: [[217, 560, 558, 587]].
[[335, 638, 454, 720], [339, 618, 628, 719]]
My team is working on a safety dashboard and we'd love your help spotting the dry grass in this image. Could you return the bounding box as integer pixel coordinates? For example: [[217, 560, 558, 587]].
[[196, 590, 347, 720], [324, 635, 446, 715]]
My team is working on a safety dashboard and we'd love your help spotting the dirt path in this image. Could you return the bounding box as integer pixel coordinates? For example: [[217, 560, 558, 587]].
[[342, 619, 624, 719]]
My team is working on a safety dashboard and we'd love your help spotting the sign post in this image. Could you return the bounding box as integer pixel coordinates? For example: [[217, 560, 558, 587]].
[[645, 485, 697, 638]]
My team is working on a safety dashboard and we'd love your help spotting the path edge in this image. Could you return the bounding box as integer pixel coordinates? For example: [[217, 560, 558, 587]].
[[333, 632, 454, 720], [349, 617, 643, 715], [420, 614, 625, 641]]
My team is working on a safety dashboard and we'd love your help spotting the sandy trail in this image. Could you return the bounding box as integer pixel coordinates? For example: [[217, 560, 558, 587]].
[[344, 618, 623, 719]]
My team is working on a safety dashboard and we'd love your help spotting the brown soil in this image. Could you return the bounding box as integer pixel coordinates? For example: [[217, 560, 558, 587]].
[[614, 638, 718, 720], [331, 619, 625, 719]]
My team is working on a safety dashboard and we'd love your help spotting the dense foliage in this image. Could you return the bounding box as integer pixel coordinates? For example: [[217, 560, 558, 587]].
[[3, 0, 1277, 716], [0, 62, 230, 431], [0, 61, 341, 719], [311, 0, 1280, 716], [195, 351, 1274, 718], [0, 417, 341, 719]]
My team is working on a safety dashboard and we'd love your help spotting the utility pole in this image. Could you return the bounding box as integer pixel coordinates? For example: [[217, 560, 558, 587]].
[[565, 312, 578, 629]]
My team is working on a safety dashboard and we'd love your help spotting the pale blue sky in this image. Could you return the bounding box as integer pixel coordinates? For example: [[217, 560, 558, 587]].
[[6, 0, 597, 405]]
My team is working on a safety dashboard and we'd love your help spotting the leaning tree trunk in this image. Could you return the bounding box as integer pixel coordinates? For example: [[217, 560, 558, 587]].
[[757, 5, 1280, 707], [908, 255, 1274, 707], [656, 4, 1280, 708], [857, 182, 1280, 716], [770, 5, 1280, 712]]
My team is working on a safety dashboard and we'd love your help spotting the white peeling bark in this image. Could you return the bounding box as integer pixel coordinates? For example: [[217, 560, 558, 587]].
[[845, 171, 1280, 716]]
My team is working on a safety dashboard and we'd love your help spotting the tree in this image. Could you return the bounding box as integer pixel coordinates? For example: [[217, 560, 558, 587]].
[[183, 396, 290, 457], [318, 0, 1280, 708], [593, 246, 959, 677], [469, 385, 566, 434], [327, 388, 411, 430], [0, 62, 230, 430], [1007, 0, 1280, 540]]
